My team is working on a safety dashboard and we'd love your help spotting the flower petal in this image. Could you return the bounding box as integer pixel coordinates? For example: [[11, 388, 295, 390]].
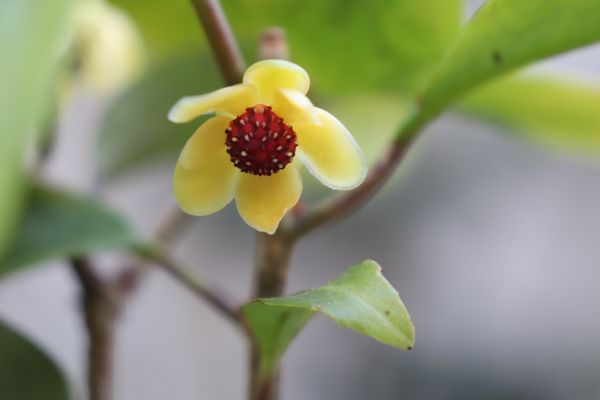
[[296, 108, 367, 190], [178, 116, 230, 170], [173, 148, 239, 216], [271, 89, 319, 125], [235, 166, 302, 234], [168, 84, 257, 123], [243, 60, 310, 103]]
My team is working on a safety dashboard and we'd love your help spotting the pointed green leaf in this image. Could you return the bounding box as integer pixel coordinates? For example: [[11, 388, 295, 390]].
[[242, 260, 414, 382], [459, 74, 600, 153], [402, 0, 600, 138], [0, 320, 69, 400], [0, 186, 140, 277]]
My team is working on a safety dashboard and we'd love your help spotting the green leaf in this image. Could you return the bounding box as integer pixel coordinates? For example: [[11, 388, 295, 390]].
[[0, 186, 139, 277], [415, 0, 600, 123], [107, 0, 203, 60], [459, 74, 600, 153], [242, 260, 414, 383], [0, 0, 73, 259], [0, 320, 69, 400], [226, 0, 462, 95], [98, 52, 221, 179]]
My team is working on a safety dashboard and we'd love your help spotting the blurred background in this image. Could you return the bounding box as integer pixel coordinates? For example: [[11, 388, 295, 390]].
[[1, 0, 600, 399]]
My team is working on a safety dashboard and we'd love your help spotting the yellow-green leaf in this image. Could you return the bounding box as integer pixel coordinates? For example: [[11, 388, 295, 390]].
[[459, 74, 600, 153]]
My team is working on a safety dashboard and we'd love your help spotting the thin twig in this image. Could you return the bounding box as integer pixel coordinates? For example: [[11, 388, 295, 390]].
[[71, 257, 118, 400], [155, 206, 192, 244], [109, 207, 192, 297], [189, 0, 246, 85], [138, 246, 241, 326]]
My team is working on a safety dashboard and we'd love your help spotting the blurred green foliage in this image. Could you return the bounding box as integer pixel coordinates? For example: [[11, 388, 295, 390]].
[[224, 0, 462, 95], [0, 321, 68, 400], [0, 186, 139, 277], [243, 260, 414, 384], [0, 0, 74, 261], [110, 0, 463, 95], [98, 52, 220, 179], [461, 75, 600, 153], [108, 0, 203, 59]]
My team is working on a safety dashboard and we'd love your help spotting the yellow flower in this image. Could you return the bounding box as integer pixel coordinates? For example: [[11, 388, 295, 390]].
[[168, 60, 367, 234]]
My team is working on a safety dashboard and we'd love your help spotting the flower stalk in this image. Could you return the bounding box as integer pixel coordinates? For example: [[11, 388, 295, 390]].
[[249, 231, 295, 400], [189, 0, 245, 85]]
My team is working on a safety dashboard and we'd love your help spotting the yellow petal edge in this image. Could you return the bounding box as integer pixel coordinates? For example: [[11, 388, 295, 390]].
[[296, 108, 367, 190], [168, 84, 257, 123], [235, 166, 302, 234], [243, 59, 310, 103]]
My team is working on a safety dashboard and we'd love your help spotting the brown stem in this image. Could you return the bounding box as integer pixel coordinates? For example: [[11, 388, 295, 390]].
[[154, 207, 191, 244], [252, 232, 295, 298], [189, 0, 245, 85], [71, 257, 119, 400], [249, 231, 295, 400]]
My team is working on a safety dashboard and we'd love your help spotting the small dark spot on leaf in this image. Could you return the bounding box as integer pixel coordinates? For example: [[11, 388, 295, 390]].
[[407, 346, 413, 351], [492, 50, 502, 64], [384, 310, 390, 316]]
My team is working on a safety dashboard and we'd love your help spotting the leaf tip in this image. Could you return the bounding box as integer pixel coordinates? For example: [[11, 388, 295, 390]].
[[362, 258, 382, 272]]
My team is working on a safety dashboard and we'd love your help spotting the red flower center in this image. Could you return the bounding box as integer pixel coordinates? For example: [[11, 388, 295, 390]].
[[225, 104, 298, 176]]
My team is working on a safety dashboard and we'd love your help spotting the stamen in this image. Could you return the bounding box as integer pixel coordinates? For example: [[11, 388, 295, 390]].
[[225, 104, 298, 176]]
